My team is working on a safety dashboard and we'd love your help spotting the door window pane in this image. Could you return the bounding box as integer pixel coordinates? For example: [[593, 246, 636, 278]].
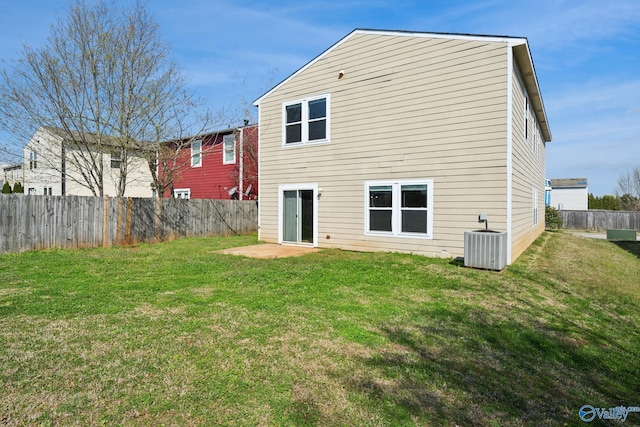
[[283, 190, 298, 242], [283, 189, 314, 243], [301, 190, 314, 243]]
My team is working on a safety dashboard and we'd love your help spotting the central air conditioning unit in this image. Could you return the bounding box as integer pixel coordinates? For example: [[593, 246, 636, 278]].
[[464, 230, 508, 271]]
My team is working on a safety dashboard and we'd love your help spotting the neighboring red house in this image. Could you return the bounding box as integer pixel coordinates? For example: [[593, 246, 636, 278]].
[[160, 124, 258, 200]]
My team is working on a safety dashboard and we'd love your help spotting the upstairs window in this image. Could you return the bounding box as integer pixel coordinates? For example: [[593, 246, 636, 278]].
[[191, 140, 202, 167], [29, 151, 37, 169], [110, 149, 122, 169], [223, 134, 236, 164], [283, 95, 329, 146]]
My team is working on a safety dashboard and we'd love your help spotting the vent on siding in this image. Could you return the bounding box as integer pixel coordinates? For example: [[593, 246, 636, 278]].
[[464, 230, 508, 271]]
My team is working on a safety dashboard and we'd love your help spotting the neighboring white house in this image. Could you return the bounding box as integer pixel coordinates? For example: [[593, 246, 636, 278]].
[[23, 127, 154, 197], [254, 29, 552, 265], [2, 163, 23, 188], [549, 178, 588, 210]]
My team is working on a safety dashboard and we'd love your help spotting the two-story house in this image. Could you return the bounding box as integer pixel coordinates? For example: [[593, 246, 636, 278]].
[[23, 127, 153, 197], [253, 29, 551, 265], [161, 124, 258, 200], [2, 163, 23, 189]]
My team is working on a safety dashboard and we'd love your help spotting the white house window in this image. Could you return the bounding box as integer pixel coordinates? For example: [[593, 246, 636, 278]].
[[29, 151, 37, 170], [401, 184, 429, 234], [110, 149, 122, 168], [43, 187, 52, 195], [369, 185, 393, 232], [223, 134, 236, 164], [283, 94, 329, 145], [174, 188, 190, 199], [191, 140, 202, 167], [28, 187, 36, 195], [365, 179, 433, 238]]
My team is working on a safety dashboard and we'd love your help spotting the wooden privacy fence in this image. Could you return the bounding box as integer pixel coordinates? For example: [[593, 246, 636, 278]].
[[0, 194, 257, 254], [560, 209, 640, 231]]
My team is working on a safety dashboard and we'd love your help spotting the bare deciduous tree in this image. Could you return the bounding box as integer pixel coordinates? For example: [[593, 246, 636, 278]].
[[0, 0, 216, 197], [615, 166, 640, 210]]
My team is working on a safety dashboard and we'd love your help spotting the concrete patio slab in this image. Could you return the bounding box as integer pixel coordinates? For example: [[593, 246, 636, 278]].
[[217, 243, 319, 259]]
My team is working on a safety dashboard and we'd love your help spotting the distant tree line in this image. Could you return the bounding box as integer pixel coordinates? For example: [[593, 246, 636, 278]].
[[588, 193, 639, 211], [586, 166, 640, 211]]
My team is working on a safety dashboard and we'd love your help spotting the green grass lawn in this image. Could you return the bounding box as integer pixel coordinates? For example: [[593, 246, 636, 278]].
[[1, 232, 639, 426]]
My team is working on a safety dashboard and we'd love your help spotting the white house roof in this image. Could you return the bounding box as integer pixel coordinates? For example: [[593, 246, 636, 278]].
[[253, 28, 551, 142], [550, 178, 588, 188]]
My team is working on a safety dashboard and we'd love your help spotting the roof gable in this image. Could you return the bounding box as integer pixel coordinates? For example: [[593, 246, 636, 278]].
[[253, 28, 551, 142]]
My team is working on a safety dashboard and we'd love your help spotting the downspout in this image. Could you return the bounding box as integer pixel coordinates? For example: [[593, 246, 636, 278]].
[[61, 141, 66, 195], [239, 127, 244, 201], [506, 44, 514, 264]]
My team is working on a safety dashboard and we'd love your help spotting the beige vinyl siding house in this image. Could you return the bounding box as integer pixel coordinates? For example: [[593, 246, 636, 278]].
[[254, 29, 551, 265]]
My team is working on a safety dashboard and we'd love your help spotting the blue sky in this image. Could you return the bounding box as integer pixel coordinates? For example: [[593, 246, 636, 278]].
[[1, 0, 639, 196]]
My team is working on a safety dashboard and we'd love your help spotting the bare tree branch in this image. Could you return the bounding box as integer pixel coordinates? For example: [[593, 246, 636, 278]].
[[0, 0, 221, 197]]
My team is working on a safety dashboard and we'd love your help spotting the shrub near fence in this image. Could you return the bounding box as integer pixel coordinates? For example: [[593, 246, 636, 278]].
[[559, 210, 640, 231], [0, 194, 257, 254]]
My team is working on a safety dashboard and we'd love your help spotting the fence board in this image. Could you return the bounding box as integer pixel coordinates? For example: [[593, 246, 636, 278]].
[[560, 210, 640, 231], [0, 195, 258, 254]]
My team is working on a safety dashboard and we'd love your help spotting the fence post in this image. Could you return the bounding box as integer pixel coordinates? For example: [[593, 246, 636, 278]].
[[103, 195, 109, 248], [125, 197, 132, 245], [155, 197, 162, 243]]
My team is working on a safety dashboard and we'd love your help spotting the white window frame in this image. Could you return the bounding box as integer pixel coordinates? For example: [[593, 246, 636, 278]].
[[29, 151, 37, 170], [364, 179, 434, 239], [191, 140, 202, 168], [282, 94, 330, 147], [277, 183, 319, 247], [174, 188, 191, 199], [110, 149, 123, 169], [223, 134, 236, 165], [533, 188, 539, 226]]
